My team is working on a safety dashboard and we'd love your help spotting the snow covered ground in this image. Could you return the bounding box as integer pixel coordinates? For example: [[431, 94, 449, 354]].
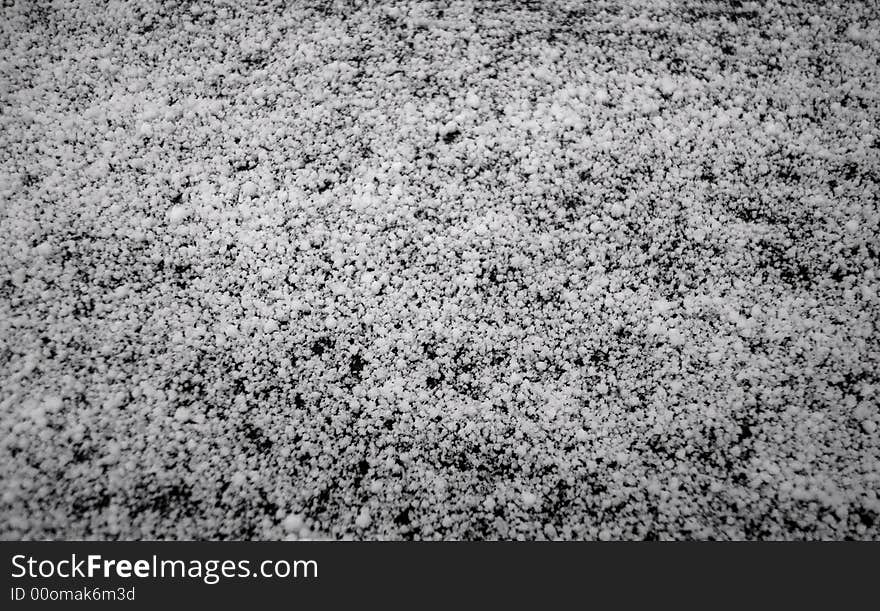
[[2, 1, 879, 540]]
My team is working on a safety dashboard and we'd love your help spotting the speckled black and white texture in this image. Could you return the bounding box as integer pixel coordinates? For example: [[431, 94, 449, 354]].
[[2, 1, 879, 540]]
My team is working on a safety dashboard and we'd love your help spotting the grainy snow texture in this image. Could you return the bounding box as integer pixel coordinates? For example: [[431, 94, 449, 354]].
[[2, 0, 880, 541]]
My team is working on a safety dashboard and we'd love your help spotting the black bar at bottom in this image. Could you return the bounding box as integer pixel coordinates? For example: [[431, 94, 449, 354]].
[[0, 542, 875, 608]]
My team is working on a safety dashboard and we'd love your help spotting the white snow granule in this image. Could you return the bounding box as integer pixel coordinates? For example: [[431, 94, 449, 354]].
[[355, 509, 372, 529], [168, 206, 189, 223], [283, 513, 304, 532], [241, 181, 258, 198]]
